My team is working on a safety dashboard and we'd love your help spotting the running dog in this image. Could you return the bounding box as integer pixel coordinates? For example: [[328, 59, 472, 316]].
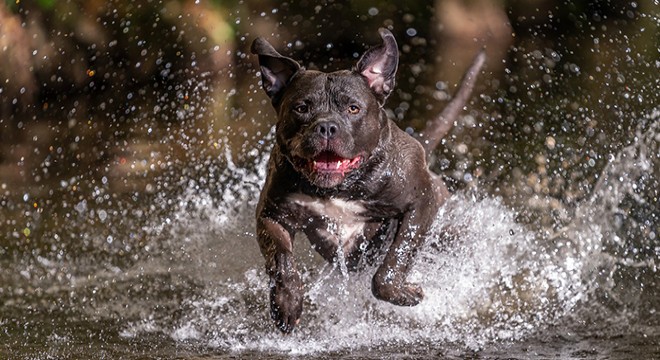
[[251, 28, 485, 333]]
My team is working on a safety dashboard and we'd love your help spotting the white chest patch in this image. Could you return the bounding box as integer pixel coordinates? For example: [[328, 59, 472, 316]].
[[288, 193, 368, 251]]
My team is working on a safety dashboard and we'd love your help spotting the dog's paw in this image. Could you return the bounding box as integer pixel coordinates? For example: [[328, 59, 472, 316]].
[[371, 277, 424, 306], [269, 274, 303, 333]]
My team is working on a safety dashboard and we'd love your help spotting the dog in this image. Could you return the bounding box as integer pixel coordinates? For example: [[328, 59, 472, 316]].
[[251, 28, 485, 333]]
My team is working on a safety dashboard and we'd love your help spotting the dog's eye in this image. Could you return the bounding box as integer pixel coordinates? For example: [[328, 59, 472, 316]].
[[293, 104, 309, 114], [347, 105, 360, 114]]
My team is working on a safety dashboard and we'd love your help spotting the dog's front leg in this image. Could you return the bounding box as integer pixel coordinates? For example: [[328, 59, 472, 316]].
[[257, 217, 303, 333], [371, 205, 434, 306]]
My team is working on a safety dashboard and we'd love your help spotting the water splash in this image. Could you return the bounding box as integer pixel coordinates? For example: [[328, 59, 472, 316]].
[[555, 114, 659, 331], [108, 110, 659, 355]]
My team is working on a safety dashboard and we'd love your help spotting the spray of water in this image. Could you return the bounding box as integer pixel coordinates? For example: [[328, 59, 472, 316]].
[[114, 110, 658, 355]]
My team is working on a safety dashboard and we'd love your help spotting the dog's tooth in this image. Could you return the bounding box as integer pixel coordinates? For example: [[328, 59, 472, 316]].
[[336, 161, 342, 169]]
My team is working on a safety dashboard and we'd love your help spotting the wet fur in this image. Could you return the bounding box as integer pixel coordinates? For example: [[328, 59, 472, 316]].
[[251, 29, 485, 333]]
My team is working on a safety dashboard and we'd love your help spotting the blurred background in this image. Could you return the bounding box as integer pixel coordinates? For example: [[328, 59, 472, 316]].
[[1, 0, 657, 218], [0, 0, 658, 357]]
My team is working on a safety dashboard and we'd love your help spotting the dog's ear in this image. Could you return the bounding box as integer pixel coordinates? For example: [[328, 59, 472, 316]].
[[356, 28, 399, 101], [251, 37, 302, 103]]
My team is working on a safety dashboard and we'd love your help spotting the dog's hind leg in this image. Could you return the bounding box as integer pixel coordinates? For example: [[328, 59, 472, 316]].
[[345, 218, 400, 270]]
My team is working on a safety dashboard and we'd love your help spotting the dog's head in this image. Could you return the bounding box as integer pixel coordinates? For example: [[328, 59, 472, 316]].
[[252, 29, 399, 189]]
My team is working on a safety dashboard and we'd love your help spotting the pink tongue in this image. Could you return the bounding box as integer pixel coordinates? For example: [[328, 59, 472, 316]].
[[312, 152, 358, 172], [313, 152, 346, 171]]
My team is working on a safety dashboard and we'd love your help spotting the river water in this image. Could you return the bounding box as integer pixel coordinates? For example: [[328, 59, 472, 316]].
[[1, 111, 658, 358]]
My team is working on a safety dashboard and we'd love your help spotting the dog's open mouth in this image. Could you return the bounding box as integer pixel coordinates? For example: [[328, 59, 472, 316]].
[[309, 151, 362, 174]]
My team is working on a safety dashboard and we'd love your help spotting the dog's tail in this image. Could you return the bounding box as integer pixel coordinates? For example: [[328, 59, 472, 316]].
[[417, 49, 487, 155]]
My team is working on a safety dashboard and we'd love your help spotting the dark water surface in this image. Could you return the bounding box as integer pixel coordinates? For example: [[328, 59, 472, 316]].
[[1, 118, 658, 359]]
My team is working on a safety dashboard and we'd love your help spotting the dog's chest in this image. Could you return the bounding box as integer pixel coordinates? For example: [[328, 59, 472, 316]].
[[288, 193, 368, 250]]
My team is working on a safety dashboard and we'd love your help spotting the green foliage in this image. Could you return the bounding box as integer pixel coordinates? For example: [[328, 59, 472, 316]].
[[5, 0, 55, 10], [37, 0, 55, 9]]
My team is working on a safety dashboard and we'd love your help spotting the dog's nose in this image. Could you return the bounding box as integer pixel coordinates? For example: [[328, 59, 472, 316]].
[[315, 121, 339, 139]]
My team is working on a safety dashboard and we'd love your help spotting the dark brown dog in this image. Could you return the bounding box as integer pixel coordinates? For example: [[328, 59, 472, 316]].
[[251, 29, 485, 333]]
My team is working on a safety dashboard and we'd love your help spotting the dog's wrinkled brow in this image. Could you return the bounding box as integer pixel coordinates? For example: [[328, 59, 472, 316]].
[[325, 73, 371, 103]]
